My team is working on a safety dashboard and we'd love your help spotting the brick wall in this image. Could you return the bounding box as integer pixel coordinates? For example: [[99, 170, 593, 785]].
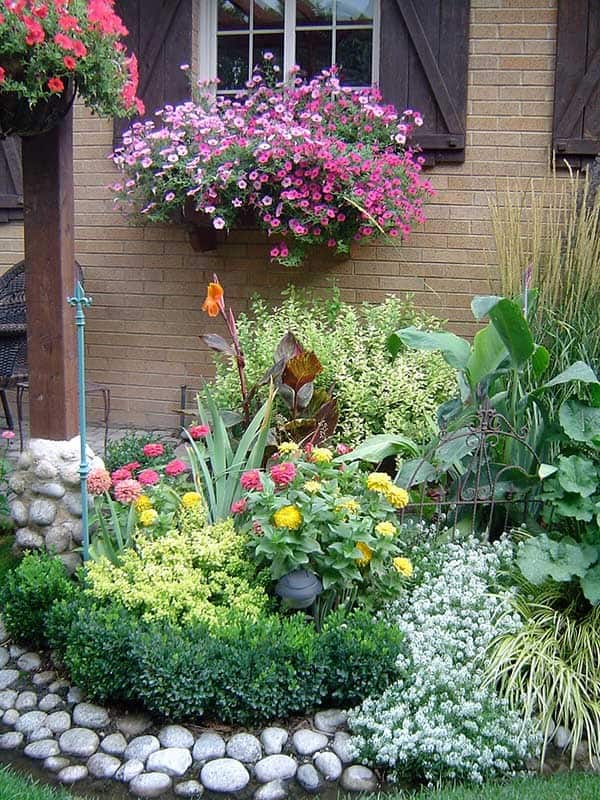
[[0, 0, 561, 430]]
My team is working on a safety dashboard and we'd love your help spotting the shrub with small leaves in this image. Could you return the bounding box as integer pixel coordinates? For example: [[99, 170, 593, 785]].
[[104, 430, 175, 473]]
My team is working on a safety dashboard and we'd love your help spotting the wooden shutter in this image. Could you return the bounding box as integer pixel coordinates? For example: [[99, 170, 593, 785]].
[[553, 0, 600, 167], [113, 0, 193, 144], [0, 138, 23, 222], [379, 0, 470, 165]]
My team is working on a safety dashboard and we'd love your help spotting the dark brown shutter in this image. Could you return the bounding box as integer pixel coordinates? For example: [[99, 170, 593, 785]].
[[379, 0, 470, 165], [553, 0, 600, 167], [113, 0, 193, 144], [0, 137, 23, 222]]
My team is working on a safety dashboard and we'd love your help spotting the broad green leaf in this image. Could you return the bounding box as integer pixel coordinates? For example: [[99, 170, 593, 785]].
[[581, 564, 600, 605], [531, 345, 550, 378], [552, 494, 594, 522], [388, 326, 471, 370], [517, 534, 596, 584], [395, 458, 437, 488], [559, 399, 600, 443], [488, 298, 534, 368], [335, 433, 419, 464], [465, 324, 507, 394], [542, 361, 599, 390], [471, 295, 502, 320], [557, 455, 597, 498], [435, 430, 479, 467]]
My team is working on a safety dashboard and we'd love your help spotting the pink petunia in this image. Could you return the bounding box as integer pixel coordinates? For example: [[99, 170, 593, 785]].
[[138, 469, 160, 486], [270, 461, 296, 487]]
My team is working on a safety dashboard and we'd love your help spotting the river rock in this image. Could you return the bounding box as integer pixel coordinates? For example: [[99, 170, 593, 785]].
[[332, 731, 355, 764], [129, 772, 173, 798], [292, 730, 328, 756], [175, 779, 204, 797], [101, 732, 128, 756], [314, 750, 343, 781], [44, 756, 71, 773], [147, 747, 192, 777], [32, 482, 66, 499], [24, 739, 61, 759], [2, 709, 19, 726], [58, 765, 89, 784], [0, 648, 8, 670], [0, 689, 17, 710], [554, 726, 572, 749], [0, 731, 23, 750], [314, 709, 347, 734], [9, 644, 26, 658], [226, 732, 262, 763], [15, 710, 48, 734], [34, 459, 58, 480], [115, 758, 145, 783], [116, 712, 152, 738], [44, 525, 71, 553], [297, 763, 321, 792], [29, 726, 53, 742], [15, 691, 38, 711], [72, 702, 110, 729], [66, 686, 84, 704], [0, 669, 19, 690], [38, 693, 63, 712], [200, 758, 250, 793], [254, 754, 298, 783], [340, 765, 378, 792], [192, 732, 226, 762], [10, 500, 28, 526], [59, 727, 100, 757], [87, 753, 122, 779], [32, 671, 56, 687], [125, 735, 161, 763], [46, 711, 71, 735], [158, 725, 194, 749], [50, 679, 70, 694], [63, 492, 83, 517], [254, 779, 288, 800], [29, 499, 57, 526], [260, 727, 288, 755]]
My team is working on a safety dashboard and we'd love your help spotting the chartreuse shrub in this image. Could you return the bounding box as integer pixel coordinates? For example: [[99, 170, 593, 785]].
[[211, 288, 456, 446], [349, 538, 541, 784]]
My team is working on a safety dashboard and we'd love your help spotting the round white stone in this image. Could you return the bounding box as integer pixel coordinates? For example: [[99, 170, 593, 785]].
[[17, 652, 41, 672], [200, 758, 250, 793], [29, 499, 57, 526], [87, 752, 122, 779], [101, 732, 127, 756], [46, 711, 71, 735], [72, 702, 110, 729], [147, 747, 193, 777], [174, 780, 204, 797], [15, 691, 38, 712], [58, 765, 89, 784], [254, 779, 288, 800], [8, 644, 26, 658], [0, 647, 9, 669], [66, 686, 83, 704], [44, 756, 71, 773], [314, 709, 347, 734], [254, 754, 298, 783], [49, 679, 70, 694], [192, 732, 226, 762], [15, 710, 48, 734], [260, 727, 288, 756], [158, 725, 194, 750], [32, 671, 56, 687], [0, 689, 17, 711], [38, 693, 63, 712], [24, 739, 61, 759], [292, 730, 329, 757], [2, 709, 19, 726], [115, 758, 145, 783], [0, 670, 19, 690], [332, 731, 354, 764], [297, 763, 321, 792], [129, 772, 173, 798], [59, 727, 100, 758], [124, 735, 161, 763], [116, 713, 152, 738], [340, 765, 378, 793], [0, 731, 23, 750], [29, 726, 53, 743], [314, 751, 342, 781], [226, 732, 262, 763]]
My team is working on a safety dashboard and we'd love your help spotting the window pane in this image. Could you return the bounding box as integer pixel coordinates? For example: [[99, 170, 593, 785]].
[[297, 1, 333, 26], [218, 35, 250, 89], [218, 1, 250, 31], [253, 34, 284, 71], [254, 0, 284, 29], [337, 0, 373, 23], [296, 30, 332, 78], [337, 29, 372, 85]]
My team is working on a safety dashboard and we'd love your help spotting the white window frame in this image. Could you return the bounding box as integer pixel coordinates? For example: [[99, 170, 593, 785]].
[[198, 1, 380, 90]]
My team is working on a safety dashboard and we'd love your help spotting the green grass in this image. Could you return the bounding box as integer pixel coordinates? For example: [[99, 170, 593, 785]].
[[0, 767, 88, 800], [353, 773, 600, 800], [0, 533, 17, 589]]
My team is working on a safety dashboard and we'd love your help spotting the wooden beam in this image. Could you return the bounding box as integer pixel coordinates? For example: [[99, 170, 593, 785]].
[[22, 107, 78, 440]]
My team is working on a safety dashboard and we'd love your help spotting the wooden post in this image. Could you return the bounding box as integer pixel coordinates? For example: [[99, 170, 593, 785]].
[[22, 107, 78, 440]]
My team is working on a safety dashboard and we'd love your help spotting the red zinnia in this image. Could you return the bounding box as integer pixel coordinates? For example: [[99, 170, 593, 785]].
[[63, 55, 76, 70], [47, 77, 64, 93], [164, 459, 186, 477], [188, 424, 210, 440]]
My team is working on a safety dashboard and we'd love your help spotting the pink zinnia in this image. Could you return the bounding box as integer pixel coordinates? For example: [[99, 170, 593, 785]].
[[138, 469, 160, 486], [1, 430, 15, 440], [122, 461, 141, 473], [189, 424, 210, 440], [240, 470, 263, 492], [143, 443, 164, 458], [87, 468, 112, 496], [336, 443, 352, 455], [113, 479, 143, 503], [270, 462, 297, 487], [231, 498, 247, 515], [111, 467, 132, 483], [164, 459, 186, 477]]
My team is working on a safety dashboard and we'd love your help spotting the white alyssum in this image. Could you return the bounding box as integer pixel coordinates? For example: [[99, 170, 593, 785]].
[[348, 537, 540, 784]]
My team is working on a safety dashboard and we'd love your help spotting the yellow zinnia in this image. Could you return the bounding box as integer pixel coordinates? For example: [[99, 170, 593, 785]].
[[303, 480, 321, 494], [375, 521, 397, 538], [139, 509, 159, 527], [393, 557, 413, 578], [273, 505, 303, 530], [385, 485, 410, 509], [278, 441, 301, 456], [135, 494, 153, 512], [181, 491, 202, 509], [366, 472, 392, 493], [356, 541, 373, 566], [311, 447, 333, 464], [337, 498, 360, 514]]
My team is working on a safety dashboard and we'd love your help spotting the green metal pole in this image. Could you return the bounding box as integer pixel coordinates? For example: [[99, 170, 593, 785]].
[[67, 281, 92, 562]]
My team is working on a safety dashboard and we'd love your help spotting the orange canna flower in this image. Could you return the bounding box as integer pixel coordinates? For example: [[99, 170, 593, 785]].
[[202, 281, 224, 317]]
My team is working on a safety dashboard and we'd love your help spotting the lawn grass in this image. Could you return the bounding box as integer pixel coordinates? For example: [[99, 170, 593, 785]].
[[356, 772, 600, 800], [0, 767, 86, 800]]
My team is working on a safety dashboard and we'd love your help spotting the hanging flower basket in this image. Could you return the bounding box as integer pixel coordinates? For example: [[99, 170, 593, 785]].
[[111, 61, 434, 267], [0, 79, 75, 138]]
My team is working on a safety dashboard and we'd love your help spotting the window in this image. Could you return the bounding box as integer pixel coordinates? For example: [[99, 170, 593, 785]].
[[198, 0, 380, 91]]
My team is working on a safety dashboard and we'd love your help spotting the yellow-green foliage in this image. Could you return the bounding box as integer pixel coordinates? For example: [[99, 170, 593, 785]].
[[85, 519, 269, 628]]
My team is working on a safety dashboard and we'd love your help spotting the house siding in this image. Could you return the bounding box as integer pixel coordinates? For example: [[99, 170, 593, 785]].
[[0, 0, 562, 430]]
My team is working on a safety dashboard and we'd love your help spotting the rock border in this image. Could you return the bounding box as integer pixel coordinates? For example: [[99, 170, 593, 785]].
[[0, 633, 378, 798]]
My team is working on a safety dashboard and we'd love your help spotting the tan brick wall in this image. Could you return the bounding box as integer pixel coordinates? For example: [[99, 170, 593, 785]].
[[0, 0, 562, 430]]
